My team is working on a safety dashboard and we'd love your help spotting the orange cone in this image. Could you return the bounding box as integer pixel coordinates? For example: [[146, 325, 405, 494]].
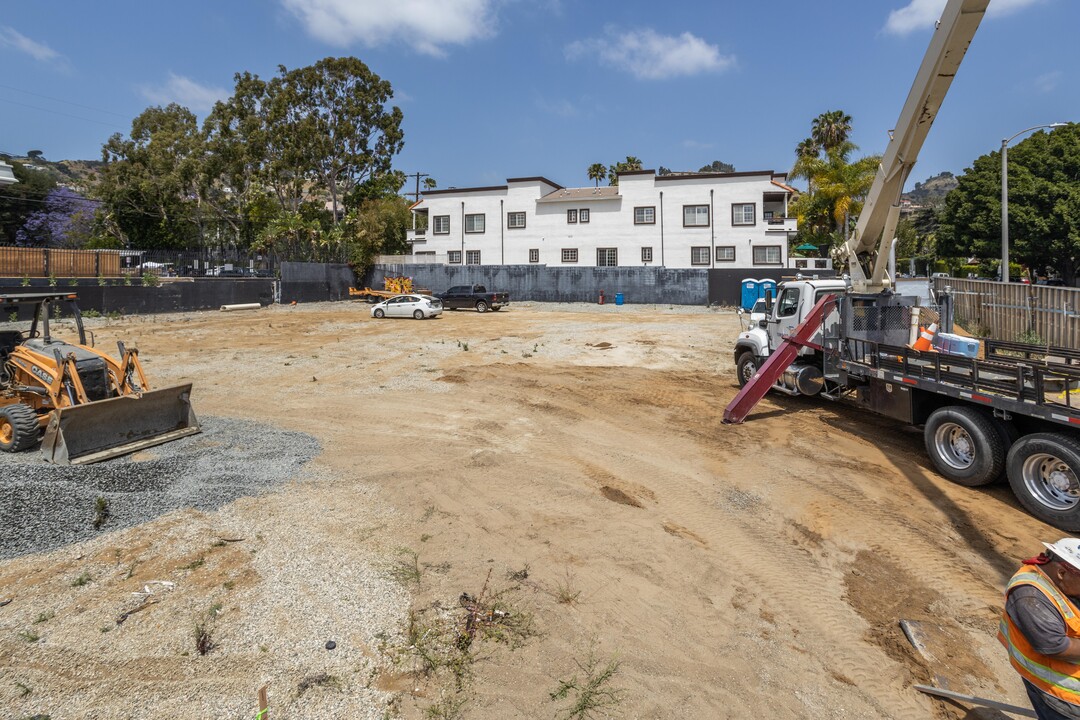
[[913, 322, 938, 351]]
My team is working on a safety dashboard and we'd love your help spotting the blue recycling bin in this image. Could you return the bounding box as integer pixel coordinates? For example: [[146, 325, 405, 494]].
[[758, 279, 777, 302], [740, 279, 759, 310], [614, 292, 624, 306]]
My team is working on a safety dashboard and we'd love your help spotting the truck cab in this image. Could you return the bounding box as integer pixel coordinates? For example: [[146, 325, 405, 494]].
[[733, 277, 846, 392]]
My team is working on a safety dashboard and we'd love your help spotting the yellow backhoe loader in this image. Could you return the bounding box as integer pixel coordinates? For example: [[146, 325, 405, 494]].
[[0, 292, 199, 464]]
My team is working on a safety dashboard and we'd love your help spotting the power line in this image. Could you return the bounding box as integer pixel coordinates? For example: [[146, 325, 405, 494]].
[[0, 83, 131, 119], [1, 97, 123, 128]]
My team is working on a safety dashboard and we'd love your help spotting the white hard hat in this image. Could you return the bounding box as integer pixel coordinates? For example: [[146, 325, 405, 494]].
[[1044, 538, 1080, 572]]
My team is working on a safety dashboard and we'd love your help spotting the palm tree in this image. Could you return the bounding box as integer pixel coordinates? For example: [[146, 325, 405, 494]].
[[423, 177, 437, 191], [790, 140, 879, 244], [587, 163, 607, 188], [607, 156, 643, 186], [811, 110, 853, 152], [793, 138, 823, 196]]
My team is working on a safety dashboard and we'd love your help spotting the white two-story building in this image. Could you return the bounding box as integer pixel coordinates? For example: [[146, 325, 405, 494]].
[[406, 169, 802, 270]]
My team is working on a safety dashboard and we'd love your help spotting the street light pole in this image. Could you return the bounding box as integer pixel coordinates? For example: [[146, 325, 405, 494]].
[[1000, 123, 1067, 282]]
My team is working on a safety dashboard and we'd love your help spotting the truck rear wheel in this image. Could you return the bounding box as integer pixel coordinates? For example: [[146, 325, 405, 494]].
[[923, 406, 1004, 487], [1007, 433, 1080, 531], [475, 300, 489, 313], [736, 351, 758, 388], [0, 403, 40, 452]]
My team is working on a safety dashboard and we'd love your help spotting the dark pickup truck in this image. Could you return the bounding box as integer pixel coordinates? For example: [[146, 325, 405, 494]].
[[435, 285, 509, 313]]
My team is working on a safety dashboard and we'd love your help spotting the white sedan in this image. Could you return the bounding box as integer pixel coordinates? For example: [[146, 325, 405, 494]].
[[370, 294, 443, 320]]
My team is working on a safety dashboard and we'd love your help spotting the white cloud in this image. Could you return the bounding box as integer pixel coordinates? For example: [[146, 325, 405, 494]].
[[884, 0, 1043, 36], [281, 0, 499, 56], [0, 26, 60, 62], [1033, 70, 1061, 94], [565, 28, 735, 81], [140, 74, 229, 113]]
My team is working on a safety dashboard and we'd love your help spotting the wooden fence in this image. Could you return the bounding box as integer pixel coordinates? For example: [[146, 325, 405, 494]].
[[0, 247, 123, 277], [935, 278, 1080, 348]]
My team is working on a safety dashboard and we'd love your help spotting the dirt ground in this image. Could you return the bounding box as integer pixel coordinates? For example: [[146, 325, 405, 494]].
[[0, 300, 1064, 719]]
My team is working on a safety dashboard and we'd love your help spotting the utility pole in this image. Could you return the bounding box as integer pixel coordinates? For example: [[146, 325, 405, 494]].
[[407, 172, 430, 229]]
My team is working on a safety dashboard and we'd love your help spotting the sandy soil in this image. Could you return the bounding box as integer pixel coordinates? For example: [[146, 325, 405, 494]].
[[0, 300, 1064, 719]]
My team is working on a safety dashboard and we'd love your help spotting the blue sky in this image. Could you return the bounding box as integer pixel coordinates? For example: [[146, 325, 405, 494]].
[[1, 0, 1076, 192]]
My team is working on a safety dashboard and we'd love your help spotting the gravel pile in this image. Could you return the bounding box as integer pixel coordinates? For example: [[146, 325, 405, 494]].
[[0, 416, 319, 559]]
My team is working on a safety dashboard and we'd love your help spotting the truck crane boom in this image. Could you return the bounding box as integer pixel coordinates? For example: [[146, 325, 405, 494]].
[[843, 0, 988, 293]]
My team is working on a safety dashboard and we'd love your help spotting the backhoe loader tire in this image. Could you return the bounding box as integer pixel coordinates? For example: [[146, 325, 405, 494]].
[[924, 406, 1004, 487], [736, 351, 758, 389], [0, 403, 40, 453], [475, 300, 489, 313], [374, 308, 385, 318]]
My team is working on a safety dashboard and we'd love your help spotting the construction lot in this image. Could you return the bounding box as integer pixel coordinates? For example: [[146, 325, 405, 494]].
[[0, 301, 1058, 719]]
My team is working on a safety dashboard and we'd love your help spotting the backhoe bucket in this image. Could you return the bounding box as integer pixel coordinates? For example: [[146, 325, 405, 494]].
[[41, 384, 200, 465]]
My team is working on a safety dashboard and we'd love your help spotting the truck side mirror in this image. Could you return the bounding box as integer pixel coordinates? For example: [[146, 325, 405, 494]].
[[763, 289, 773, 314]]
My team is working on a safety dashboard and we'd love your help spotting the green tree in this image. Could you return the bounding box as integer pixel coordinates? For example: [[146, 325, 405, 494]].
[[607, 156, 643, 186], [97, 104, 209, 249], [790, 139, 879, 248], [279, 57, 404, 224], [423, 177, 437, 191], [939, 124, 1079, 283], [698, 160, 735, 173], [587, 163, 607, 187]]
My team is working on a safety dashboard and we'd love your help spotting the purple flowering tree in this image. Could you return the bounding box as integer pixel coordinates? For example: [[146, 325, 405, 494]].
[[16, 187, 97, 247]]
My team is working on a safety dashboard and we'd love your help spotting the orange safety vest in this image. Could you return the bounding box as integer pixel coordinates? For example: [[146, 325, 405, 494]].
[[999, 565, 1080, 706]]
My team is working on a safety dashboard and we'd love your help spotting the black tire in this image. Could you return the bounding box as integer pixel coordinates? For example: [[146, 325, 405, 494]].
[[735, 351, 758, 388], [923, 406, 1005, 487], [0, 403, 40, 453], [1007, 433, 1080, 531], [987, 414, 1020, 481], [491, 306, 501, 311], [475, 300, 489, 313], [374, 308, 385, 318], [413, 309, 424, 320]]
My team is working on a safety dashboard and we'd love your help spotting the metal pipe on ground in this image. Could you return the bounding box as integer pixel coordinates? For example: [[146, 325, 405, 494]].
[[220, 303, 261, 312]]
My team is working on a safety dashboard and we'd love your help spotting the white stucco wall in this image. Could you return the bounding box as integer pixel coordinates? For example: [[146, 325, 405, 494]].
[[411, 171, 794, 270]]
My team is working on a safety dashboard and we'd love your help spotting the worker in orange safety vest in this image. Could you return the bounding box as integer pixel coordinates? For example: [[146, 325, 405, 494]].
[[1000, 538, 1080, 719]]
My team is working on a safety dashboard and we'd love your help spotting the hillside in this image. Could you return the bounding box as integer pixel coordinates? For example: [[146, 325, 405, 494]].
[[903, 171, 957, 207], [0, 155, 102, 190]]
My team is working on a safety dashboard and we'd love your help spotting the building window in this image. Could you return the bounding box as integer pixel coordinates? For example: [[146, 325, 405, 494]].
[[716, 246, 735, 262], [529, 248, 539, 263], [753, 245, 782, 265], [597, 248, 617, 267], [448, 250, 462, 264], [465, 213, 485, 233], [641, 247, 653, 263], [579, 209, 590, 223], [634, 206, 655, 224], [691, 247, 710, 265], [507, 211, 526, 229], [683, 205, 710, 227], [561, 248, 578, 263], [732, 203, 756, 226], [433, 215, 450, 234], [466, 250, 481, 265], [415, 251, 436, 258], [567, 209, 578, 224], [763, 210, 774, 220]]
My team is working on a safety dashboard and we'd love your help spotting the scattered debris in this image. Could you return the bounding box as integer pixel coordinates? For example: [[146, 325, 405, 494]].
[[116, 599, 160, 626], [325, 640, 336, 650]]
